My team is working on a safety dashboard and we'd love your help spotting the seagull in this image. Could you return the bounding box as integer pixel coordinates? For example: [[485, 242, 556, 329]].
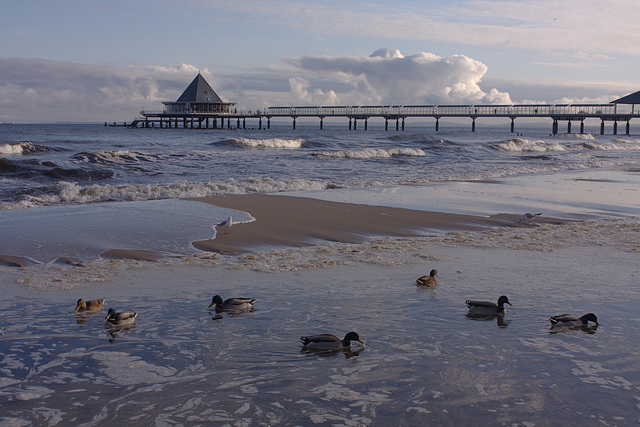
[[215, 216, 232, 234], [518, 212, 542, 224]]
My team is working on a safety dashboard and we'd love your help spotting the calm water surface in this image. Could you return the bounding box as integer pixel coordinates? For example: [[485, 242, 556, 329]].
[[1, 242, 638, 426]]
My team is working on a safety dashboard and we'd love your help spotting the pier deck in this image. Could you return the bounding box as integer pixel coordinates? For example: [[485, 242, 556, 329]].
[[124, 103, 640, 135]]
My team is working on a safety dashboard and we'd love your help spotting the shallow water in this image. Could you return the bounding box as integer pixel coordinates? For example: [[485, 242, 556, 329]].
[[1, 235, 639, 426]]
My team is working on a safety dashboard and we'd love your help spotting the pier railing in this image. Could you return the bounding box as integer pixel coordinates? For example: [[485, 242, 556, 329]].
[[265, 104, 623, 118]]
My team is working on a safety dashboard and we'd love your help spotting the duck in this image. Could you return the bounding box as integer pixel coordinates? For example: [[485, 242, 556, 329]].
[[549, 313, 599, 327], [209, 295, 256, 311], [300, 332, 364, 350], [466, 295, 512, 315], [105, 308, 137, 326], [75, 298, 105, 312], [416, 269, 439, 286]]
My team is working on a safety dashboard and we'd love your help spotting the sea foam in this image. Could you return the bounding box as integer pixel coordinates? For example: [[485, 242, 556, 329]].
[[312, 147, 426, 159], [2, 177, 332, 209], [227, 137, 305, 149], [494, 139, 565, 153]]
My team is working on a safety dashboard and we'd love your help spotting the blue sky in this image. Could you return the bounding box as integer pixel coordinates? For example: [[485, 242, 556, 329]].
[[2, 0, 639, 122]]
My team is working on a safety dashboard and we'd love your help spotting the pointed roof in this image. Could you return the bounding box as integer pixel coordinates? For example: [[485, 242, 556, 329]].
[[176, 73, 224, 103], [611, 90, 640, 104]]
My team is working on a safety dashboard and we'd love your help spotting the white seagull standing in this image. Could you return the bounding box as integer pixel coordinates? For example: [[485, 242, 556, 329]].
[[518, 212, 542, 224], [215, 216, 233, 234]]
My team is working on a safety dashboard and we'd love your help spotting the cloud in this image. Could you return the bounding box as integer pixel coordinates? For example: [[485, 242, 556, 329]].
[[283, 49, 513, 105], [0, 59, 218, 122]]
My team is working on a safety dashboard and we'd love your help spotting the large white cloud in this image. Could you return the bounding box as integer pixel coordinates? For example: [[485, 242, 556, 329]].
[[283, 49, 512, 105]]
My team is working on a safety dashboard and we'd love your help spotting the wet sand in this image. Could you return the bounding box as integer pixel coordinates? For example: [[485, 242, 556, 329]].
[[189, 194, 563, 254]]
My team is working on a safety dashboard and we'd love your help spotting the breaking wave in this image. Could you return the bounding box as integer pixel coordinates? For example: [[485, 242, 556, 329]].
[[1, 177, 334, 209], [72, 150, 158, 164], [312, 148, 426, 159], [494, 139, 566, 153], [226, 137, 305, 149], [0, 142, 52, 156]]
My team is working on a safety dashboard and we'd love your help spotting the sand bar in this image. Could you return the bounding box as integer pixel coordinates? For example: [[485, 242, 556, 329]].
[[190, 194, 563, 254]]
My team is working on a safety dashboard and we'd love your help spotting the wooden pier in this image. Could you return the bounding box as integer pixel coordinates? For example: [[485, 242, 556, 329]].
[[263, 103, 640, 135], [123, 103, 640, 135]]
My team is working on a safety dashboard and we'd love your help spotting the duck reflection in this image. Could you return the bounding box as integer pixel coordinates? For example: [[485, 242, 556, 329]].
[[465, 313, 511, 328], [548, 324, 599, 335], [104, 323, 136, 343], [300, 346, 365, 359]]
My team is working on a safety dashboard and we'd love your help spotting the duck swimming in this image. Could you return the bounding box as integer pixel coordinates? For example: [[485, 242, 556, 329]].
[[466, 295, 512, 315], [75, 298, 105, 312], [105, 308, 137, 326], [209, 295, 256, 311], [416, 269, 439, 286], [300, 332, 364, 350], [549, 313, 599, 327]]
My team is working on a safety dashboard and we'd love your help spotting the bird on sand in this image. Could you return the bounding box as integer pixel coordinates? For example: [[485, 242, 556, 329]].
[[466, 295, 512, 315], [209, 295, 256, 311], [416, 269, 439, 286], [105, 308, 137, 326], [75, 298, 105, 312], [215, 216, 232, 234], [518, 212, 542, 223], [549, 313, 599, 327], [300, 332, 364, 350]]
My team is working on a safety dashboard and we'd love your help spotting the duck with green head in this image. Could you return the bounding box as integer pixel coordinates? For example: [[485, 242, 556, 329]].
[[466, 295, 512, 315], [105, 308, 137, 326], [300, 332, 364, 350], [549, 313, 599, 327], [209, 295, 256, 311]]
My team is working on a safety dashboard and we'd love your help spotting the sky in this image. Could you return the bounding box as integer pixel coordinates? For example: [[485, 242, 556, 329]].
[[1, 0, 640, 123]]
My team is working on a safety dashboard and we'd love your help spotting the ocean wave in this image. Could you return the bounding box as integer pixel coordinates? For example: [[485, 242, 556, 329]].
[[0, 142, 52, 156], [494, 139, 565, 153], [1, 177, 333, 209], [312, 148, 426, 159], [576, 141, 640, 151], [72, 150, 158, 164], [226, 137, 305, 149]]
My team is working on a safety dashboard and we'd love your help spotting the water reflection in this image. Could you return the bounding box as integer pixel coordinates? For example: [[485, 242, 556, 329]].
[[548, 324, 599, 335], [300, 346, 365, 359], [465, 313, 511, 328], [105, 323, 136, 343]]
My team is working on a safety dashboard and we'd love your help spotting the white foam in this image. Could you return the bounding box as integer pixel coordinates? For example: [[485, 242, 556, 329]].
[[2, 177, 331, 209], [312, 147, 426, 159], [229, 137, 304, 149], [73, 150, 157, 164], [0, 142, 35, 155], [494, 139, 565, 153]]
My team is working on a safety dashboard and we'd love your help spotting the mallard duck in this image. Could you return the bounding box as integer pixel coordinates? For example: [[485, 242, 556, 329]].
[[466, 295, 512, 315], [416, 269, 439, 286], [105, 308, 137, 326], [549, 313, 599, 327], [209, 295, 256, 311], [300, 332, 364, 350], [75, 298, 105, 312]]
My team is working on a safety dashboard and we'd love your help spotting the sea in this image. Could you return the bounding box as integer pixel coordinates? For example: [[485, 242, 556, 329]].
[[1, 121, 639, 425]]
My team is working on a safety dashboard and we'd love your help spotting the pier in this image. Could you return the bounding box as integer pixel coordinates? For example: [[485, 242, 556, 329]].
[[122, 73, 640, 135], [263, 103, 640, 135]]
